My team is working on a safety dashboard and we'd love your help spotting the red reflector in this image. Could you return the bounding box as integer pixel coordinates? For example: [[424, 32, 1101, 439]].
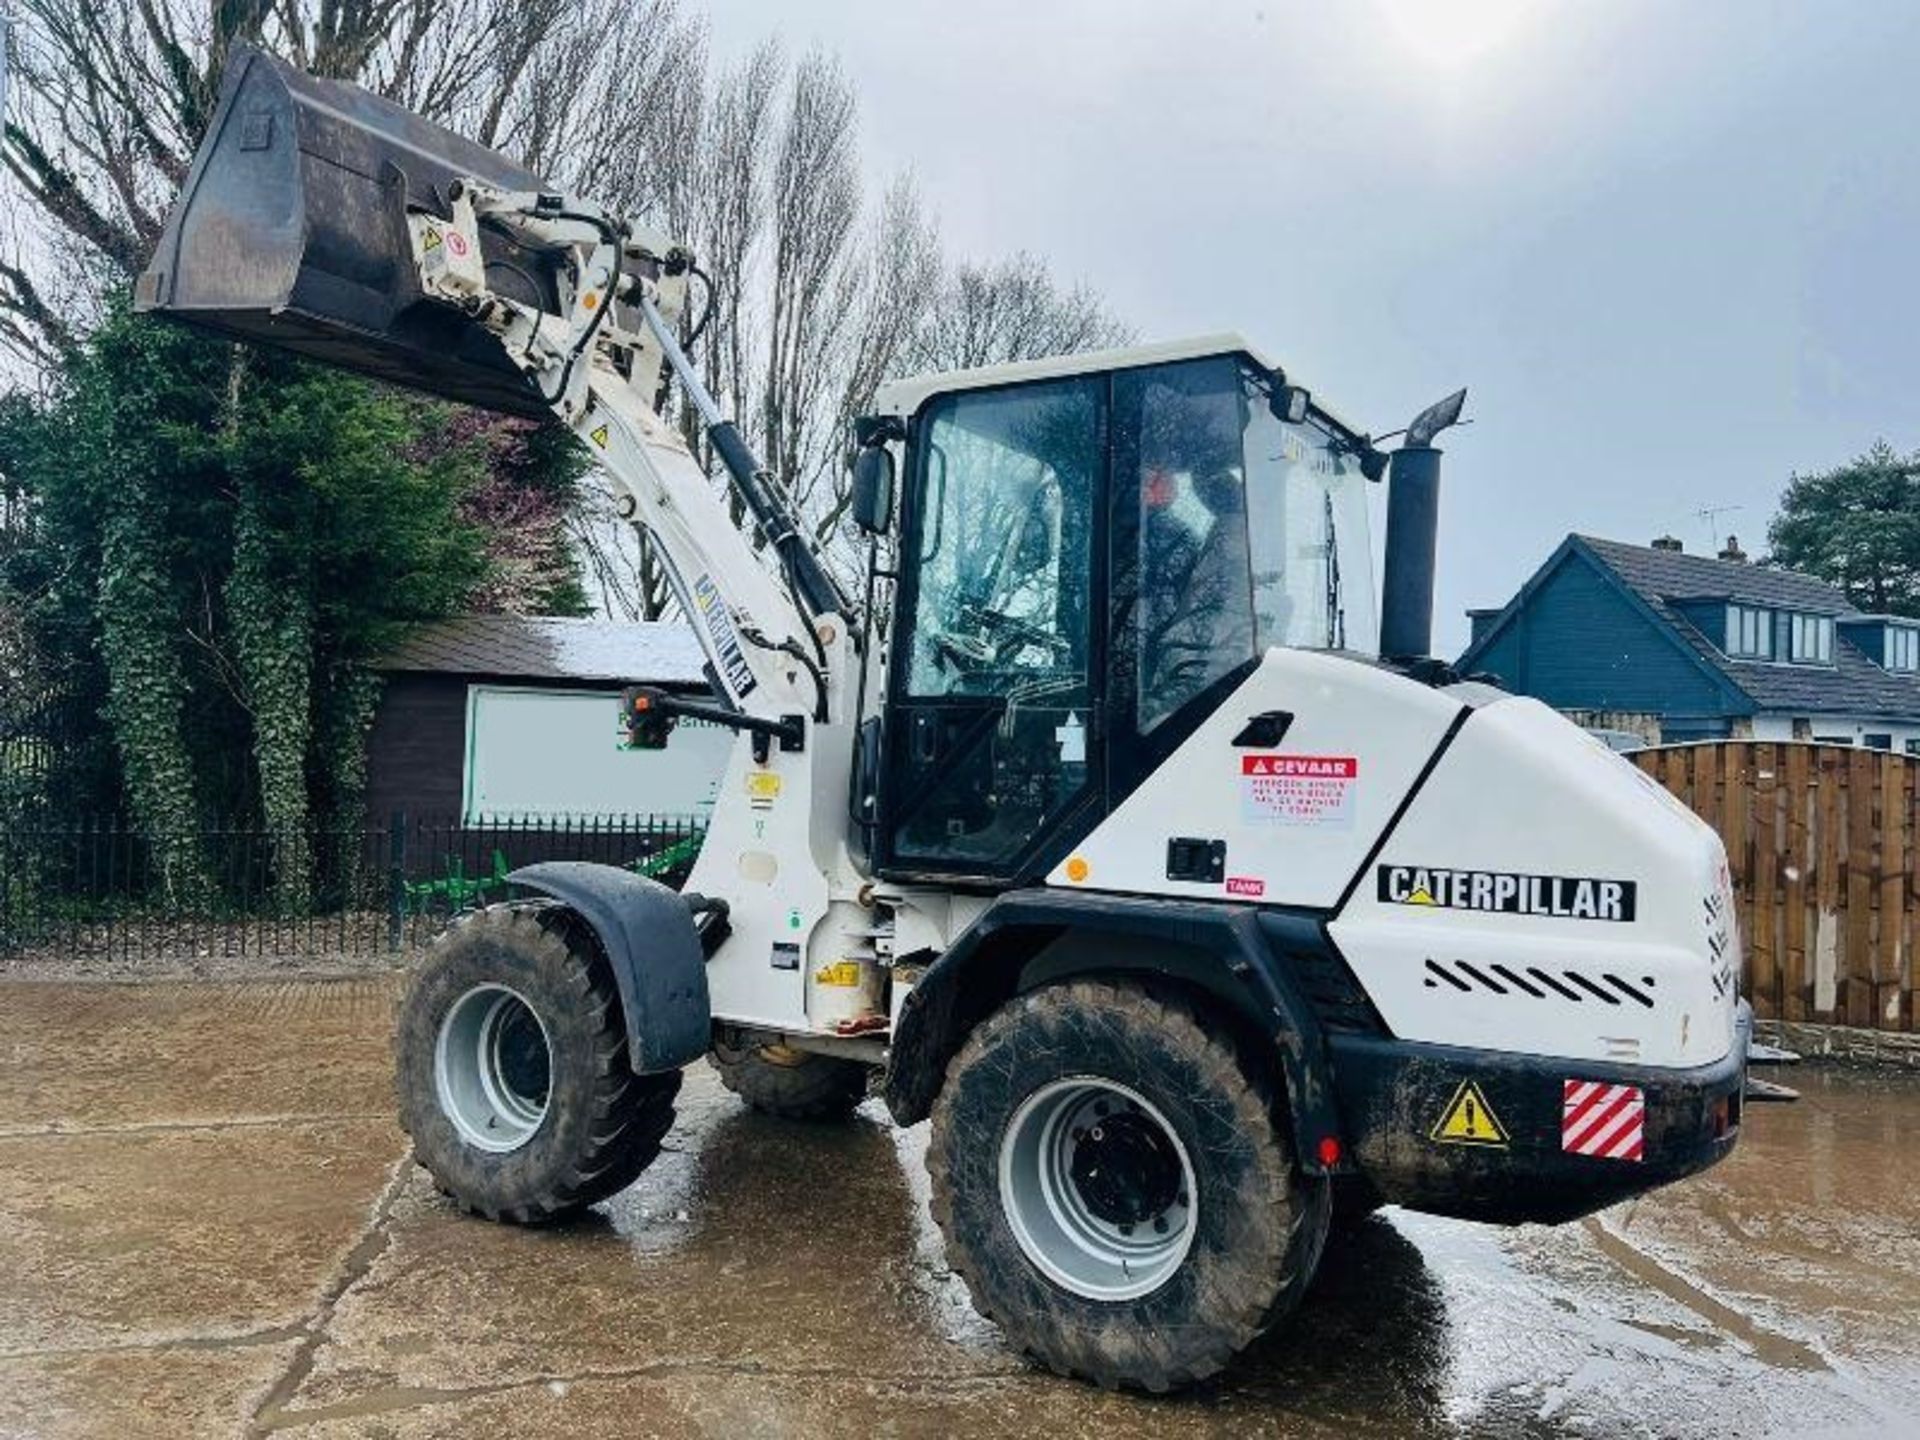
[[1317, 1136, 1342, 1167]]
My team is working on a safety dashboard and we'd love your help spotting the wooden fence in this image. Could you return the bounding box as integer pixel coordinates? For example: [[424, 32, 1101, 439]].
[[1632, 743, 1914, 1033]]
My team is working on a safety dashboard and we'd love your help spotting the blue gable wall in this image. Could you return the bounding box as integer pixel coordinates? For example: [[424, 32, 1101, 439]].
[[1466, 548, 1743, 718], [1839, 618, 1887, 664]]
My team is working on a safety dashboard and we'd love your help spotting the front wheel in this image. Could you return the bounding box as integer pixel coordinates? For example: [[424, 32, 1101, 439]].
[[928, 978, 1329, 1392], [395, 905, 679, 1224]]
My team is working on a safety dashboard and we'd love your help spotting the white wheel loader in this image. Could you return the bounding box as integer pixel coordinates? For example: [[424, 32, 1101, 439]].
[[138, 49, 1779, 1391]]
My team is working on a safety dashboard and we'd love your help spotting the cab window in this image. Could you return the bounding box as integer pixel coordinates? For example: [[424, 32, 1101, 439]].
[[904, 379, 1099, 701], [1116, 357, 1258, 732]]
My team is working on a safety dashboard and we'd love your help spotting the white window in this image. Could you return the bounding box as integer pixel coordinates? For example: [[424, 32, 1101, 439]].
[[1725, 605, 1772, 658], [1788, 613, 1833, 664], [1886, 627, 1920, 672]]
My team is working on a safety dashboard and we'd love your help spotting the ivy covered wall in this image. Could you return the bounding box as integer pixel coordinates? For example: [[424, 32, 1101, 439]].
[[0, 301, 587, 906]]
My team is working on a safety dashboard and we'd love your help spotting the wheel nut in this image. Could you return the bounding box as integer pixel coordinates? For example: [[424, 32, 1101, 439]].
[[1153, 1216, 1169, 1234]]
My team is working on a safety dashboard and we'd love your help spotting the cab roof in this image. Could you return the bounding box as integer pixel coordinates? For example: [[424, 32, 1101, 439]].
[[871, 332, 1366, 440]]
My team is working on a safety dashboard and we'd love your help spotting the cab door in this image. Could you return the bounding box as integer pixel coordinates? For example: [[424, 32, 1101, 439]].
[[875, 375, 1106, 882]]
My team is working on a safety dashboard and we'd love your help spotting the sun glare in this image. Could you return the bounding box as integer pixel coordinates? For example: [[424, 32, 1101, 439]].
[[1377, 0, 1536, 68]]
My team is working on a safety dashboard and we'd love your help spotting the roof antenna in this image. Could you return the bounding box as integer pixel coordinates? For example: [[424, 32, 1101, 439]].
[[1694, 503, 1743, 552]]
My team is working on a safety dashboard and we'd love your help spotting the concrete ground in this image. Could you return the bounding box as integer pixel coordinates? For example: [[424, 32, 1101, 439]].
[[2, 976, 1917, 1439]]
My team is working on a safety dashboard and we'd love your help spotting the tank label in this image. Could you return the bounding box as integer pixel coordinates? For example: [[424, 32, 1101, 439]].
[[1377, 865, 1638, 922], [1240, 754, 1358, 828]]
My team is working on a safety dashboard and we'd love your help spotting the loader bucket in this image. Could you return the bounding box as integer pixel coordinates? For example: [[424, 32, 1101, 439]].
[[135, 45, 561, 418]]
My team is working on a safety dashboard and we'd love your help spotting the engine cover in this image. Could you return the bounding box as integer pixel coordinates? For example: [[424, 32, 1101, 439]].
[[1048, 648, 1738, 1071], [1331, 695, 1738, 1070]]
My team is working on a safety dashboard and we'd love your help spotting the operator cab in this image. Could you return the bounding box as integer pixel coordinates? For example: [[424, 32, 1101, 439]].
[[861, 336, 1379, 885]]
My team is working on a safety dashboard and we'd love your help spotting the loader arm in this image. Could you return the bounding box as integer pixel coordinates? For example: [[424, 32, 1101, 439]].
[[411, 179, 845, 721], [136, 45, 847, 726]]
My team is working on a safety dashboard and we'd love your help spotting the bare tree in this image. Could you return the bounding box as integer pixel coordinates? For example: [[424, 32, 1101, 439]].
[[809, 176, 941, 539], [761, 51, 859, 505], [3, 1, 1133, 621], [0, 0, 707, 353], [913, 252, 1135, 373], [688, 40, 783, 455]]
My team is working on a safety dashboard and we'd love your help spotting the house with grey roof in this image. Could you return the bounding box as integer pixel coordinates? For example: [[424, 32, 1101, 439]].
[[1459, 534, 1920, 750], [366, 615, 727, 825]]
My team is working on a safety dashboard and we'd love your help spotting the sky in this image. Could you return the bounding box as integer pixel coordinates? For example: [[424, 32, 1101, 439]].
[[706, 0, 1920, 654]]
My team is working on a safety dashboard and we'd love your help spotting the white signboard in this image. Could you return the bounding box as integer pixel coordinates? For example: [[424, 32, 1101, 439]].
[[462, 685, 732, 822]]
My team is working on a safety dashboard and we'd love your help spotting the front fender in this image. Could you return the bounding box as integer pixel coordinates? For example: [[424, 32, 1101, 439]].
[[883, 890, 1348, 1174], [507, 862, 709, 1074]]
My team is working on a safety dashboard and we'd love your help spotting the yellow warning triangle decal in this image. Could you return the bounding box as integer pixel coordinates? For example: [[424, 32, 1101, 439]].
[[1431, 1081, 1508, 1147], [1406, 886, 1437, 906], [422, 227, 442, 251], [589, 424, 609, 449]]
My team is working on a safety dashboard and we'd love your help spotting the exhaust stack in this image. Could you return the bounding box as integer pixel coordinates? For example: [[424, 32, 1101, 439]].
[[1378, 388, 1467, 662], [135, 46, 574, 418]]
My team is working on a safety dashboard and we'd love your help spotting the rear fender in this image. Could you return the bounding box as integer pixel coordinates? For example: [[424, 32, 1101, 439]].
[[507, 862, 709, 1075], [882, 890, 1346, 1174]]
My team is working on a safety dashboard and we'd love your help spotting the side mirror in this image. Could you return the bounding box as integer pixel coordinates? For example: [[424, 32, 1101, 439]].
[[851, 445, 894, 535]]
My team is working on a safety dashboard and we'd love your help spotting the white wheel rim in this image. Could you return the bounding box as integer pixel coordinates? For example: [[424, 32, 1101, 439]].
[[434, 984, 552, 1153], [998, 1076, 1198, 1300]]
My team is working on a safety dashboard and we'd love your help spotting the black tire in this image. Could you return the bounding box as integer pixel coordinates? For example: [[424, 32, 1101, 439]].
[[708, 1035, 870, 1120], [394, 905, 679, 1224], [928, 977, 1329, 1392]]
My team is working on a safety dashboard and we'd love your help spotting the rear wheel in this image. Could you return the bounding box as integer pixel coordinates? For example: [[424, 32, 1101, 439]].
[[395, 905, 678, 1224], [708, 1034, 870, 1121], [928, 978, 1329, 1391]]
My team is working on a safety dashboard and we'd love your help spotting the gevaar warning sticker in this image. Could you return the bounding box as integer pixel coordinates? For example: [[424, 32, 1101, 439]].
[[1377, 865, 1637, 922], [1240, 754, 1358, 828]]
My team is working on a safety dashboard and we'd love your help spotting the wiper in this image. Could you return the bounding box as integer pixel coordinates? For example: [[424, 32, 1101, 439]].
[[1323, 490, 1345, 649]]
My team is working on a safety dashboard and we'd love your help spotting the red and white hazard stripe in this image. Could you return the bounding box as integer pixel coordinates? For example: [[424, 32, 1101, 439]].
[[1561, 1080, 1645, 1162]]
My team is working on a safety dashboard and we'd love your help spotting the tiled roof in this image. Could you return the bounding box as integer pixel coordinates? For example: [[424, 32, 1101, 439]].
[[1578, 537, 1852, 615], [1576, 537, 1920, 719], [377, 615, 707, 684]]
